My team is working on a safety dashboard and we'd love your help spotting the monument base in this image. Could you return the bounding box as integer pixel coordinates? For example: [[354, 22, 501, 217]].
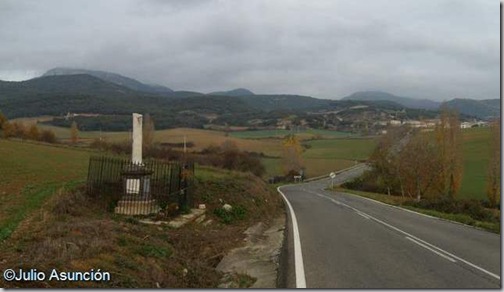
[[114, 199, 161, 215]]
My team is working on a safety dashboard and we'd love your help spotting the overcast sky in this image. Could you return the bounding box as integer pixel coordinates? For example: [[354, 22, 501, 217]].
[[0, 0, 499, 100]]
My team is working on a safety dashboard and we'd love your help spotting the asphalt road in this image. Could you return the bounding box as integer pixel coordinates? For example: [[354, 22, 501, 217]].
[[279, 165, 501, 288]]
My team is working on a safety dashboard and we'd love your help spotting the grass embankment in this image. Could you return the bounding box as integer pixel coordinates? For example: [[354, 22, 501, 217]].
[[0, 140, 283, 288], [333, 187, 500, 233]]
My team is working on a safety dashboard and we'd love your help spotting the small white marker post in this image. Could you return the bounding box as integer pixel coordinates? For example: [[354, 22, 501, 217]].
[[329, 172, 336, 189]]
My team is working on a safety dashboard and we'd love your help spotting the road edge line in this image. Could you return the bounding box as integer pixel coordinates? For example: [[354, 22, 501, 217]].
[[277, 186, 307, 288], [311, 190, 501, 281], [335, 190, 498, 235]]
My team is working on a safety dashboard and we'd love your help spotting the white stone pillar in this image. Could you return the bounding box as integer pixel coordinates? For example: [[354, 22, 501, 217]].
[[132, 113, 143, 165], [126, 113, 143, 195]]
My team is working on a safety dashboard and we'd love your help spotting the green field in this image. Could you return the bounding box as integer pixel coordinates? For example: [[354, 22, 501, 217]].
[[303, 138, 377, 160], [0, 140, 93, 240], [230, 129, 354, 139], [459, 127, 493, 200], [261, 137, 377, 178]]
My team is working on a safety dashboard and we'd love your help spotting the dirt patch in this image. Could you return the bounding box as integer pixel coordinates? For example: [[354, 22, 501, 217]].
[[216, 214, 286, 288]]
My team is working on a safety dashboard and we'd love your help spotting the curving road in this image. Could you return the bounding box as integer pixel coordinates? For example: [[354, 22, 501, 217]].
[[279, 165, 501, 288]]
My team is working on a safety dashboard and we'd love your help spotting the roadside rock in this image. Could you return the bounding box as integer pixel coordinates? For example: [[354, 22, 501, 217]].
[[216, 214, 286, 288]]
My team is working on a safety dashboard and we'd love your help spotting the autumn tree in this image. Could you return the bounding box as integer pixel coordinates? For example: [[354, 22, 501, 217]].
[[398, 131, 443, 201], [0, 112, 7, 130], [70, 121, 79, 144], [369, 125, 411, 196], [27, 124, 40, 141], [486, 119, 500, 208], [143, 113, 155, 151], [12, 122, 27, 139], [434, 106, 463, 199], [2, 122, 15, 138], [282, 134, 304, 175]]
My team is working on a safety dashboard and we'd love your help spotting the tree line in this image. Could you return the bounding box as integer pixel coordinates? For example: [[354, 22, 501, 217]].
[[0, 113, 57, 143], [350, 107, 500, 208]]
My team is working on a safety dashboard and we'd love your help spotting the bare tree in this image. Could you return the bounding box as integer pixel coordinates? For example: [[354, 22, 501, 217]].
[[282, 134, 304, 175], [369, 125, 412, 196], [398, 131, 443, 201], [434, 106, 463, 199]]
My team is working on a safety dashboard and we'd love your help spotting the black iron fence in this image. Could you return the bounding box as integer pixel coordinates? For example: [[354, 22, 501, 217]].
[[86, 156, 194, 217]]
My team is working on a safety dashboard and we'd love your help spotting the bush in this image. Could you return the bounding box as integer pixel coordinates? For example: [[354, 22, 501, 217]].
[[213, 205, 247, 224], [40, 129, 57, 143], [195, 144, 265, 177], [403, 198, 496, 222]]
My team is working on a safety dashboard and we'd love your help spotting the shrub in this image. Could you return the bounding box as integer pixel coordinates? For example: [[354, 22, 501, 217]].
[[213, 205, 247, 224], [403, 198, 496, 222], [40, 129, 57, 143]]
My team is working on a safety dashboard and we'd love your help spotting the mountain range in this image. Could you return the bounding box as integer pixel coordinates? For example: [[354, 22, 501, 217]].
[[0, 68, 499, 125], [342, 91, 441, 110], [342, 91, 500, 120], [43, 67, 174, 94]]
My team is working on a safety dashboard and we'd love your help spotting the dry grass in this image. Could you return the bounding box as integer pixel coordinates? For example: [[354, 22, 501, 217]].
[[0, 168, 284, 288]]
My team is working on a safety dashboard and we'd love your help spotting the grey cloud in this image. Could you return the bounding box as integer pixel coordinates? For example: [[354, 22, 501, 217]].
[[0, 0, 498, 100]]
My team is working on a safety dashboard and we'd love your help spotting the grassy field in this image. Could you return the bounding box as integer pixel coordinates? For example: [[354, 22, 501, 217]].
[[6, 121, 493, 199], [261, 137, 376, 178], [27, 122, 376, 178], [229, 129, 354, 140], [459, 127, 492, 200], [303, 138, 377, 161], [0, 139, 93, 240]]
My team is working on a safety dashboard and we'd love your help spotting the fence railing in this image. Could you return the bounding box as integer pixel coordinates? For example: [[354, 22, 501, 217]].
[[86, 156, 193, 216]]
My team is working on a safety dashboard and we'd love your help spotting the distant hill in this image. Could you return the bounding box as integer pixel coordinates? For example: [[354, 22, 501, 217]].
[[209, 88, 255, 97], [43, 67, 173, 94], [342, 91, 440, 110], [237, 94, 330, 111], [443, 98, 500, 120], [0, 74, 174, 118], [2, 67, 496, 132], [168, 91, 206, 98], [0, 74, 263, 129]]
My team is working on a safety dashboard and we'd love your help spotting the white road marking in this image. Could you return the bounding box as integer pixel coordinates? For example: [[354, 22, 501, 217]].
[[277, 186, 307, 288], [405, 236, 457, 263], [356, 212, 371, 220], [308, 190, 501, 281], [336, 190, 438, 220]]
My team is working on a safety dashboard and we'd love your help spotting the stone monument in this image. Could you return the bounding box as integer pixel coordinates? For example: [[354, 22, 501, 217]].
[[132, 113, 143, 165], [125, 113, 143, 194], [116, 113, 158, 215]]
